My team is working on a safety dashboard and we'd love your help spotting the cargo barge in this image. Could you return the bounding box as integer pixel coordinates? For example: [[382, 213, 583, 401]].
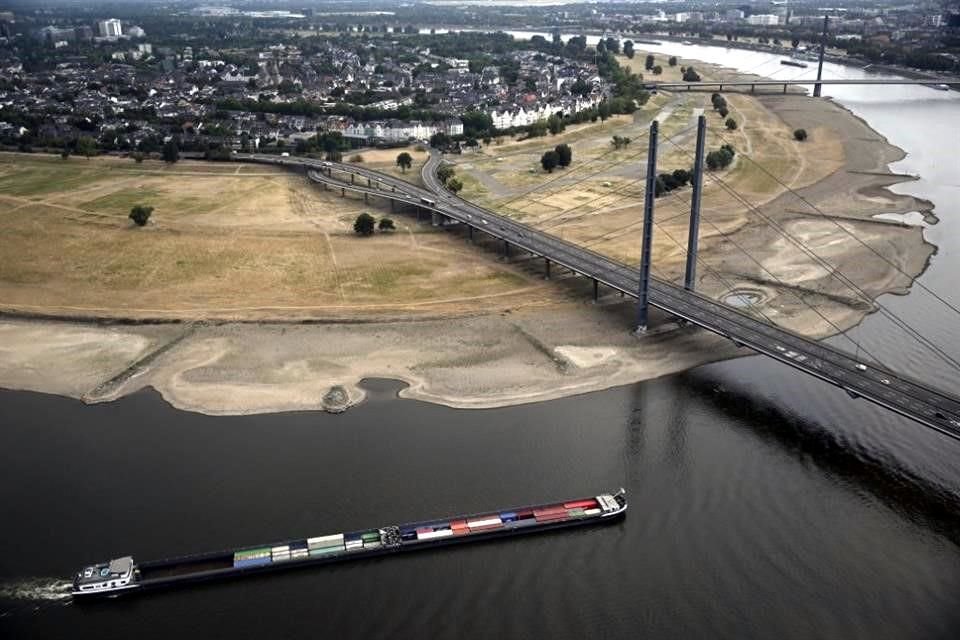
[[72, 489, 626, 599]]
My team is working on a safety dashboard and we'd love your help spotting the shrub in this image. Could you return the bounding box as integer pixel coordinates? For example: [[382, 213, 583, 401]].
[[350, 154, 364, 163], [378, 217, 396, 231], [725, 118, 738, 131], [129, 205, 154, 227], [794, 128, 808, 141]]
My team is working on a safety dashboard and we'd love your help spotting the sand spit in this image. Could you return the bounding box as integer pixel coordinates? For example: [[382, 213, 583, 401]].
[[0, 307, 742, 415]]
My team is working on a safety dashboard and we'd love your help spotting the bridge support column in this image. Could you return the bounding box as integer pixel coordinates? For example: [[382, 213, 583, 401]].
[[340, 188, 345, 197], [431, 211, 441, 226], [814, 14, 828, 98], [503, 239, 510, 258], [390, 199, 395, 213], [750, 83, 755, 94], [350, 174, 355, 185], [783, 84, 788, 94], [544, 258, 550, 280], [636, 120, 659, 333], [593, 279, 599, 303], [367, 178, 371, 187], [467, 225, 473, 243], [684, 115, 706, 292], [364, 193, 368, 204]]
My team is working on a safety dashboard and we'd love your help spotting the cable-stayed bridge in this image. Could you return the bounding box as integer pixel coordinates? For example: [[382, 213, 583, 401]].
[[241, 149, 960, 441]]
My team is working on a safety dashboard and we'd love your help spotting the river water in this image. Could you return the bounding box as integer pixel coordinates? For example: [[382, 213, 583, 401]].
[[1, 43, 959, 639]]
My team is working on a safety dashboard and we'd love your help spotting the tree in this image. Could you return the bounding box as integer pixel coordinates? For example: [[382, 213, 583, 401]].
[[793, 128, 808, 141], [718, 106, 729, 118], [541, 150, 560, 173], [554, 143, 572, 167], [436, 165, 455, 185], [75, 136, 97, 159], [129, 204, 154, 227], [162, 139, 179, 163], [668, 56, 678, 67], [725, 117, 738, 130], [570, 77, 591, 97], [446, 177, 463, 194], [597, 100, 612, 122], [528, 120, 548, 138], [672, 168, 691, 186], [326, 149, 343, 162], [611, 135, 632, 149], [645, 54, 655, 71], [623, 40, 635, 59], [132, 152, 145, 163], [547, 113, 565, 135], [396, 151, 413, 173], [429, 132, 451, 149], [353, 212, 376, 236], [378, 217, 396, 231], [791, 38, 800, 49], [683, 67, 701, 82], [652, 65, 663, 75]]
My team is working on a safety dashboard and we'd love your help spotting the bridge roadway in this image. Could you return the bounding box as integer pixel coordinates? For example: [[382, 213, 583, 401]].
[[648, 78, 960, 91], [243, 153, 960, 441]]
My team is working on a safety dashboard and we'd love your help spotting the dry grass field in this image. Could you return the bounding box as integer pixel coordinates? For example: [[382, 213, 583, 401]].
[[445, 74, 844, 289], [0, 153, 557, 320]]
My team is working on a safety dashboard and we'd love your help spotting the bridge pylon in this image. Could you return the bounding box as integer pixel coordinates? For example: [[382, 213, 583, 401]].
[[684, 115, 706, 291], [636, 119, 659, 333]]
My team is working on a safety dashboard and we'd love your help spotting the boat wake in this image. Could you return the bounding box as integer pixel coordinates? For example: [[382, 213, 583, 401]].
[[0, 578, 73, 603]]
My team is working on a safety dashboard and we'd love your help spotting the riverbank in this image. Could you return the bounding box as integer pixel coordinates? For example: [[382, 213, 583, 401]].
[[0, 53, 938, 415], [0, 307, 742, 415]]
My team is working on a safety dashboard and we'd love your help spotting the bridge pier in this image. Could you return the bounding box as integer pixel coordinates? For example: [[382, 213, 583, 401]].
[[467, 225, 473, 243], [783, 84, 788, 94], [544, 258, 550, 280], [636, 119, 659, 333], [367, 178, 371, 188], [364, 193, 368, 204], [503, 239, 510, 258], [390, 199, 395, 213], [350, 174, 355, 185], [592, 279, 599, 303], [340, 187, 345, 197], [431, 211, 441, 226], [750, 84, 755, 94]]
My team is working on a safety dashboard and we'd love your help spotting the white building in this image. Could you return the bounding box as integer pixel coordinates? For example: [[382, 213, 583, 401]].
[[127, 25, 146, 38], [747, 14, 780, 26], [97, 19, 122, 38]]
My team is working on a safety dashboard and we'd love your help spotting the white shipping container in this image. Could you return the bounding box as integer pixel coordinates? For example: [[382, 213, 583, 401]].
[[583, 508, 602, 516], [271, 545, 290, 554], [417, 529, 454, 541], [307, 534, 344, 546], [466, 517, 502, 528]]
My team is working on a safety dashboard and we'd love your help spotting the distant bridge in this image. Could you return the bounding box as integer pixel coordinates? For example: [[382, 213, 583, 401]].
[[647, 78, 960, 93], [239, 153, 960, 442]]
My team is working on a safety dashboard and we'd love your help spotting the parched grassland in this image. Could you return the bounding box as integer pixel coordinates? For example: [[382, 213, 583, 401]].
[[444, 82, 843, 287], [0, 153, 557, 320]]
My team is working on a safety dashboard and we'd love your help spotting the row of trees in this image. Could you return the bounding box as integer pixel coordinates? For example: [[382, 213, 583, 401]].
[[653, 144, 737, 198]]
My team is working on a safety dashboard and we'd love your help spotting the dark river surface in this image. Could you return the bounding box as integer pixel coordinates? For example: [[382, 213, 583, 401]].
[[2, 45, 960, 639]]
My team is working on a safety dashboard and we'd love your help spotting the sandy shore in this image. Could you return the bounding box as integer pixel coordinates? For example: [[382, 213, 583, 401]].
[[0, 59, 937, 415], [0, 305, 741, 414]]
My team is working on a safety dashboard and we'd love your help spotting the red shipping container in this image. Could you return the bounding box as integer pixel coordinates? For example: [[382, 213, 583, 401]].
[[563, 499, 598, 509]]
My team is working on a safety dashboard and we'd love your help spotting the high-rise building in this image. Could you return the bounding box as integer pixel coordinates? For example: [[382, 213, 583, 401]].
[[97, 19, 122, 38]]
